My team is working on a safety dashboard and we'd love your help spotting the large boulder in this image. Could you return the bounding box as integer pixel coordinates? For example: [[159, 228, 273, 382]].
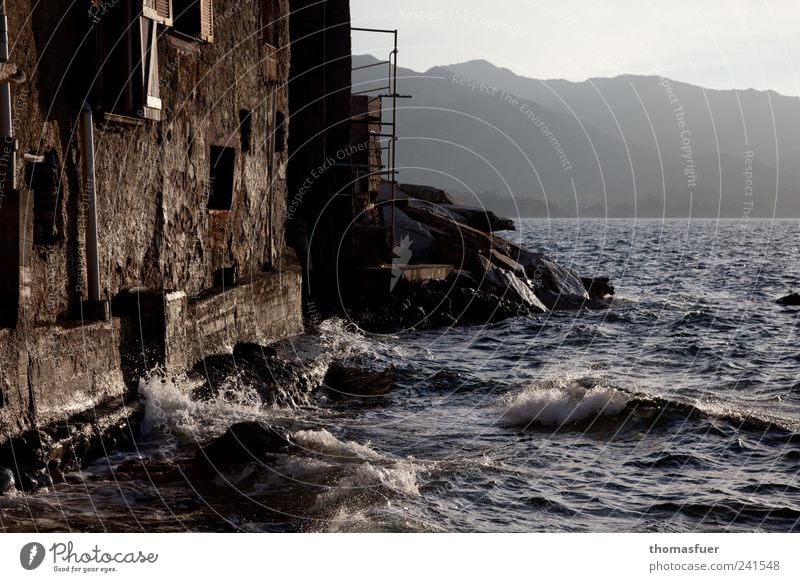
[[193, 422, 290, 480], [324, 363, 396, 398]]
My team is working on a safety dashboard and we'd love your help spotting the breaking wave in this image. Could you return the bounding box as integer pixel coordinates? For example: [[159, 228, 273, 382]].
[[498, 378, 630, 428]]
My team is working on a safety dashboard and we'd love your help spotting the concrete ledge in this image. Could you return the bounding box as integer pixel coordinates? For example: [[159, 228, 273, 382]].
[[26, 320, 126, 425], [184, 267, 303, 368], [0, 320, 126, 435]]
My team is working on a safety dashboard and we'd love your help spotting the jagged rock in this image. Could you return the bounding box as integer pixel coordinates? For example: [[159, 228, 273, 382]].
[[398, 183, 456, 205], [358, 185, 613, 326], [324, 363, 396, 398], [386, 206, 447, 264], [777, 293, 800, 306], [476, 256, 547, 313], [194, 422, 290, 479], [582, 277, 616, 299], [441, 204, 516, 232], [520, 256, 588, 299], [0, 467, 15, 494], [192, 343, 324, 407], [488, 249, 526, 277]]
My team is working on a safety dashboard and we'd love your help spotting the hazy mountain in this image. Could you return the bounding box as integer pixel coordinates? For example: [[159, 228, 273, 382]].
[[353, 55, 800, 218]]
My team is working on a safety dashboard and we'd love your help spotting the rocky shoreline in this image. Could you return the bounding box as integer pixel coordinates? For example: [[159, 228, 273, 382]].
[[342, 184, 615, 332], [1, 183, 617, 496]]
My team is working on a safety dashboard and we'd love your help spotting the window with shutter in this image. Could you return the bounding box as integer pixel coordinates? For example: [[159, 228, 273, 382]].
[[96, 3, 162, 122], [139, 16, 162, 119], [143, 0, 173, 25], [172, 0, 214, 43]]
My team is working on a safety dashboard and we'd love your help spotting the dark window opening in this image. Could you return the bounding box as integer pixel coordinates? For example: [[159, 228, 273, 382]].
[[275, 110, 286, 153], [24, 150, 62, 246], [172, 0, 214, 43], [97, 4, 162, 121], [207, 145, 235, 211], [239, 109, 252, 153]]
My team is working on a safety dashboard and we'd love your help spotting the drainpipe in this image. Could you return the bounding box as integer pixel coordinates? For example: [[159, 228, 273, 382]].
[[80, 101, 101, 303], [0, 0, 16, 190]]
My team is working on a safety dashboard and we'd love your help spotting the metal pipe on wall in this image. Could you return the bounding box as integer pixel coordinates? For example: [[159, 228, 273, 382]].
[[80, 101, 101, 303], [0, 0, 17, 190]]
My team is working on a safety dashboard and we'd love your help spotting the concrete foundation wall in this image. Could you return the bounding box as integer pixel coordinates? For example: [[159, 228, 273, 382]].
[[0, 321, 126, 433]]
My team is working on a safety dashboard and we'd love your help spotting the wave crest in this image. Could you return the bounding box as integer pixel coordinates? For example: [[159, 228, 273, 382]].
[[499, 380, 630, 428]]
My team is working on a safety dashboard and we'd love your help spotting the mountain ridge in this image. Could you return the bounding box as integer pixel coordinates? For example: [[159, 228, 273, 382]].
[[353, 54, 800, 218]]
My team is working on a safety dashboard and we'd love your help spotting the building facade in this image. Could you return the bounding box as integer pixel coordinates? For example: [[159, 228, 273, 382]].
[[0, 0, 302, 435]]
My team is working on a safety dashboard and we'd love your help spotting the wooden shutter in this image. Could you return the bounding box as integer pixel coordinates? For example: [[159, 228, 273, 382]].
[[143, 0, 173, 26], [140, 16, 162, 120], [200, 0, 214, 43], [172, 0, 214, 43]]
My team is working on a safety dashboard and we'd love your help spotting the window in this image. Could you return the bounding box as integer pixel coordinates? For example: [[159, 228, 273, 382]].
[[143, 0, 173, 25], [24, 150, 62, 246], [97, 3, 162, 121], [207, 146, 236, 211], [172, 0, 214, 43], [260, 0, 276, 47]]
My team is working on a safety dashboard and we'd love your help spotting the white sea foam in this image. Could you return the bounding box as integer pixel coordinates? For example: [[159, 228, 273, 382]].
[[499, 379, 630, 427], [290, 429, 384, 461], [313, 461, 420, 509], [139, 373, 266, 442]]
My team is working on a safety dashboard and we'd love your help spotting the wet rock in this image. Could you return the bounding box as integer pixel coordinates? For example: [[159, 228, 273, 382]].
[[194, 422, 291, 480], [582, 276, 616, 299], [0, 467, 15, 494], [192, 343, 323, 407], [324, 363, 396, 398], [777, 293, 800, 306], [488, 249, 526, 277], [477, 256, 547, 313]]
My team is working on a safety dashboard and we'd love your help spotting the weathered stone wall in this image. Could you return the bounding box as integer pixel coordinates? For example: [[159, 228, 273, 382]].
[[5, 0, 292, 323], [1, 1, 303, 437]]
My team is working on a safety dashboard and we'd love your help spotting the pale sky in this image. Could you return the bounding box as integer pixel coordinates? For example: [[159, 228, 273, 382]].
[[350, 0, 800, 96]]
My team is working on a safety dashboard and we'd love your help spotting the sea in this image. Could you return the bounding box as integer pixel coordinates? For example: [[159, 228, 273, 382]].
[[2, 218, 799, 533]]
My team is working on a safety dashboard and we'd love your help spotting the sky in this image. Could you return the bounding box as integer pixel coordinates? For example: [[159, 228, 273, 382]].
[[350, 0, 800, 97]]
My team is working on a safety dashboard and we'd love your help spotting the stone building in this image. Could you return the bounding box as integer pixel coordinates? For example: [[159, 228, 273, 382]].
[[0, 0, 302, 436]]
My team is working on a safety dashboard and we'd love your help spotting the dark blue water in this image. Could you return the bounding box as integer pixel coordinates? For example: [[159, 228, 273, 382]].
[[2, 219, 799, 532]]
